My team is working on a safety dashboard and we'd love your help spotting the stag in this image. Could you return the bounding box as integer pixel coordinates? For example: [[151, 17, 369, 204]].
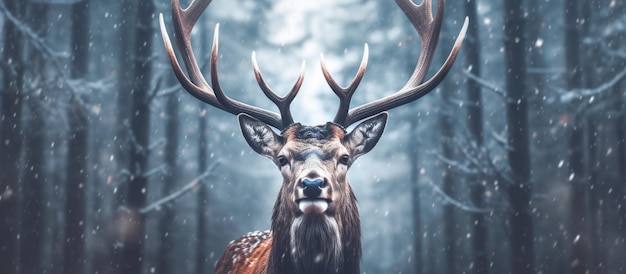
[[160, 0, 467, 273]]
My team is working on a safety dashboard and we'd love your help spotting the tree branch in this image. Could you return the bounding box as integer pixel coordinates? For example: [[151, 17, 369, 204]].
[[424, 179, 492, 213], [463, 70, 510, 101], [557, 65, 626, 103], [140, 162, 220, 214], [143, 163, 168, 179], [0, 1, 110, 112]]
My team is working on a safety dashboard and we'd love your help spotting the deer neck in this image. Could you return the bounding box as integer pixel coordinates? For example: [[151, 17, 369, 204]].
[[267, 187, 361, 274]]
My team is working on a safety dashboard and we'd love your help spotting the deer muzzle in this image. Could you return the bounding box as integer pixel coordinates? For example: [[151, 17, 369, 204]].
[[296, 177, 331, 214]]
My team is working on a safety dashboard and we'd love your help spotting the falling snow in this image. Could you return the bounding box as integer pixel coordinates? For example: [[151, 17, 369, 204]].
[[0, 0, 625, 274]]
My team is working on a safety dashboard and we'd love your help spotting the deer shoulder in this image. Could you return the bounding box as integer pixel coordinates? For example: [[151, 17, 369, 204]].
[[214, 231, 272, 274]]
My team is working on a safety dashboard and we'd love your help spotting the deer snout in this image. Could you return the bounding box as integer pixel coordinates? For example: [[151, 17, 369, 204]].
[[301, 178, 324, 198], [296, 176, 330, 214]]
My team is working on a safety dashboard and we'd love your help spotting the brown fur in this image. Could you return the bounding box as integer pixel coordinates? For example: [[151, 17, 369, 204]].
[[213, 113, 387, 274], [214, 231, 272, 274]]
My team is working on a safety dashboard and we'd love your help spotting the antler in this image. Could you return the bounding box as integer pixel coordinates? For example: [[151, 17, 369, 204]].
[[321, 44, 369, 128], [324, 0, 468, 127], [159, 0, 303, 129]]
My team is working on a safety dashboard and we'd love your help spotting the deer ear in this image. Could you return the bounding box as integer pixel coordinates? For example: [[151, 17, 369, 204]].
[[344, 112, 388, 160], [238, 114, 283, 158]]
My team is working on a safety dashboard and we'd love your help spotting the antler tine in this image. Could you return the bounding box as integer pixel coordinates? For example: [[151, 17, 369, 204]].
[[161, 0, 292, 129], [321, 44, 369, 126], [160, 13, 230, 115], [169, 0, 212, 88], [207, 26, 286, 129], [340, 0, 468, 127], [396, 0, 443, 88], [251, 52, 305, 128]]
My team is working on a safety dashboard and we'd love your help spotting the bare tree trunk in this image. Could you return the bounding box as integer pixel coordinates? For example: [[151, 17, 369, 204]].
[[110, 1, 138, 271], [19, 3, 48, 274], [117, 0, 154, 273], [195, 13, 211, 274], [64, 1, 90, 273], [580, 1, 606, 272], [114, 0, 136, 206], [563, 1, 591, 273], [439, 78, 457, 274], [409, 114, 423, 274], [586, 117, 606, 274], [617, 97, 626, 274], [196, 104, 209, 274], [617, 95, 626, 241], [612, 0, 626, 191], [606, 3, 626, 270], [158, 90, 179, 274], [503, 1, 534, 273], [110, 2, 136, 271], [0, 1, 25, 273], [463, 1, 488, 273]]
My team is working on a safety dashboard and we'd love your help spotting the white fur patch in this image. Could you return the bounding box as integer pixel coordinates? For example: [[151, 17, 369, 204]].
[[298, 200, 328, 214]]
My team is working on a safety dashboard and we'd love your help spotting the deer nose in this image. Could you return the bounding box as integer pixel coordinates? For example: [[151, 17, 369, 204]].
[[301, 178, 324, 198]]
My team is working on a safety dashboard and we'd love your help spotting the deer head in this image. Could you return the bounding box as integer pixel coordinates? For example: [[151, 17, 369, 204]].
[[159, 0, 467, 273]]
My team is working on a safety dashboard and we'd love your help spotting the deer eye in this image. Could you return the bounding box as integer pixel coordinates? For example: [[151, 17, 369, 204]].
[[277, 155, 289, 167], [339, 155, 350, 165]]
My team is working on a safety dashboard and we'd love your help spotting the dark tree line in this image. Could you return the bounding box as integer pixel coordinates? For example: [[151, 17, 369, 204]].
[[431, 0, 625, 274], [1, 0, 625, 274], [0, 1, 25, 270]]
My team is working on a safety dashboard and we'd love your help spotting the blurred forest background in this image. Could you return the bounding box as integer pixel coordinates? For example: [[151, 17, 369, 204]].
[[1, 0, 625, 273]]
